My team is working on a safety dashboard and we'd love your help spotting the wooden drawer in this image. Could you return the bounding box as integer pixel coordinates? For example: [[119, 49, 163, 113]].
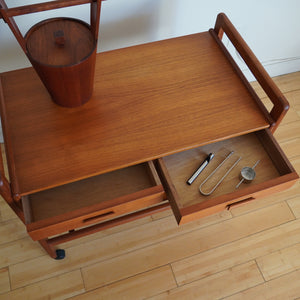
[[22, 161, 166, 240], [155, 129, 299, 224]]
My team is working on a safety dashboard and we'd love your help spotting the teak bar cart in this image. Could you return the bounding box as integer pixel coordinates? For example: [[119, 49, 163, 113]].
[[0, 7, 299, 258]]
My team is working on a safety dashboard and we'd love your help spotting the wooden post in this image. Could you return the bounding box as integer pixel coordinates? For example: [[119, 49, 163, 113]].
[[0, 0, 27, 52]]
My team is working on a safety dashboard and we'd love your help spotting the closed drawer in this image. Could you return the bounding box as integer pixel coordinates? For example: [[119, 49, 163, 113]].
[[155, 129, 299, 225], [22, 161, 166, 240]]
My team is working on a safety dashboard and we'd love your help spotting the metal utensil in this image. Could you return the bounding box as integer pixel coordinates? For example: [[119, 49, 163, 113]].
[[187, 153, 214, 185], [199, 151, 242, 196], [235, 160, 260, 189]]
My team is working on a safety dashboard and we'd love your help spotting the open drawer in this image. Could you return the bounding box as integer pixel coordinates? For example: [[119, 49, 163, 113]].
[[22, 161, 167, 240], [155, 129, 299, 225]]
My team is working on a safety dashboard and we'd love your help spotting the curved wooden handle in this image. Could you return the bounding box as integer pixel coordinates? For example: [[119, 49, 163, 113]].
[[0, 0, 103, 52], [0, 0, 98, 17], [213, 13, 289, 133]]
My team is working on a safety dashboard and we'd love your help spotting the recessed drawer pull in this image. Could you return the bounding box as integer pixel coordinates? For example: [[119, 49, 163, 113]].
[[83, 211, 114, 223], [226, 197, 255, 210]]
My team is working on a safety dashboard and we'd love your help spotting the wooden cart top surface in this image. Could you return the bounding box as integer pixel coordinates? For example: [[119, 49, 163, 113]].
[[0, 31, 270, 196]]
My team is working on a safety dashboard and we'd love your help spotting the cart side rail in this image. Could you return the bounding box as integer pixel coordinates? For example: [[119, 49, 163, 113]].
[[212, 12, 289, 133]]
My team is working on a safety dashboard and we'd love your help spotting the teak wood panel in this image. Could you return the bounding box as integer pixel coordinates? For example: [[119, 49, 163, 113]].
[[21, 162, 166, 240], [24, 189, 166, 241], [26, 162, 161, 221], [155, 129, 299, 224], [0, 31, 270, 196]]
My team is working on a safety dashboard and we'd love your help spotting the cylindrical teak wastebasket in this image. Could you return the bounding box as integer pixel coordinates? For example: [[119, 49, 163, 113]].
[[0, 0, 102, 108], [25, 17, 97, 107]]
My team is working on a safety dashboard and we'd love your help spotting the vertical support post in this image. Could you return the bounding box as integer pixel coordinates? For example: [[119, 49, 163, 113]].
[[38, 239, 58, 259], [0, 173, 24, 221], [0, 143, 24, 222], [90, 0, 102, 42], [214, 15, 224, 40], [0, 0, 27, 53]]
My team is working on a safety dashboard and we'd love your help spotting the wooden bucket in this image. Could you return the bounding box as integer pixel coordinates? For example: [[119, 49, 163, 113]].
[[25, 18, 97, 107], [0, 0, 102, 108]]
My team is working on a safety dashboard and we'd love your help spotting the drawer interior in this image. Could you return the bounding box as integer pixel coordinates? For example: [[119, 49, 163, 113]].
[[25, 162, 161, 222], [161, 130, 294, 209]]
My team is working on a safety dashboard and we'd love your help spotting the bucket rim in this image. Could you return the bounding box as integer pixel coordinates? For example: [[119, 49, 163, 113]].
[[25, 17, 97, 68]]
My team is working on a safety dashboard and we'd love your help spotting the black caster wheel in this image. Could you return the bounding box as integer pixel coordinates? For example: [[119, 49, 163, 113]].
[[55, 249, 66, 260]]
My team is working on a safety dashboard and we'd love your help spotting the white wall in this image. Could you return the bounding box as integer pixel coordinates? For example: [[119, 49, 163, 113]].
[[1, 0, 300, 77]]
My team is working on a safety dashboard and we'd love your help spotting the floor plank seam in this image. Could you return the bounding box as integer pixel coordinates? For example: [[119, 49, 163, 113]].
[[259, 265, 300, 285], [4, 204, 298, 290], [218, 278, 267, 300], [277, 131, 300, 143], [2, 199, 298, 271], [228, 199, 288, 218], [74, 238, 300, 298], [254, 258, 267, 282], [0, 237, 47, 268], [6, 269, 82, 294], [58, 219, 156, 250], [93, 219, 299, 291], [83, 264, 173, 293], [0, 267, 10, 295], [285, 199, 298, 220], [229, 168, 300, 218], [169, 263, 180, 287], [144, 283, 178, 300], [282, 148, 300, 160], [258, 101, 300, 118], [150, 211, 172, 221], [156, 259, 261, 296], [229, 189, 300, 218], [279, 134, 300, 142], [262, 85, 300, 95], [8, 266, 12, 293], [0, 236, 42, 257], [6, 250, 48, 271], [168, 217, 300, 274], [144, 290, 166, 300], [26, 216, 178, 268], [283, 88, 300, 94], [218, 268, 300, 300], [225, 216, 299, 246], [67, 215, 234, 271], [257, 240, 300, 262], [79, 267, 87, 293]]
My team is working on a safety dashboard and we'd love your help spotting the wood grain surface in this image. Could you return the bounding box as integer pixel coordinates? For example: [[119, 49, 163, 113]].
[[0, 31, 270, 196]]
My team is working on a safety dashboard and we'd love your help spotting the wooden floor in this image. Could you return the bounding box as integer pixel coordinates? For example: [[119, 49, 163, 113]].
[[0, 71, 299, 299]]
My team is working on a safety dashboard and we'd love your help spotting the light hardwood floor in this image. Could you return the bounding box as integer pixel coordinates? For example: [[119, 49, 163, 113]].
[[0, 71, 299, 300]]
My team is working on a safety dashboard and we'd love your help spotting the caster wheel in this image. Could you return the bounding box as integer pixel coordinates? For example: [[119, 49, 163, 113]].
[[55, 249, 66, 260]]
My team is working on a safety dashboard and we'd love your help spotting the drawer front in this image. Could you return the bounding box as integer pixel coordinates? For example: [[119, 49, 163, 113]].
[[155, 129, 299, 225], [25, 186, 166, 240], [22, 162, 166, 240]]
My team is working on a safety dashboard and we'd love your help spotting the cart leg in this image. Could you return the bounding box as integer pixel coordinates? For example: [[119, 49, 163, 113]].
[[38, 239, 65, 260]]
